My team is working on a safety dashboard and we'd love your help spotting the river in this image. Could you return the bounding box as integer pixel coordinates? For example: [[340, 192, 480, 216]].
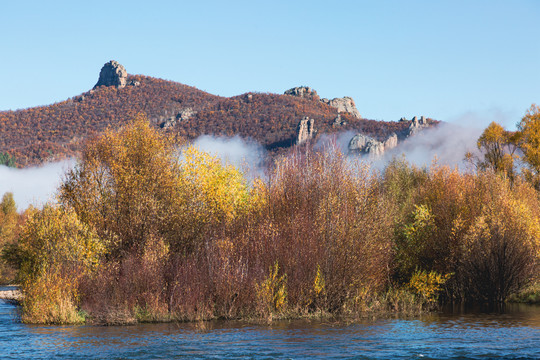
[[1, 286, 539, 359]]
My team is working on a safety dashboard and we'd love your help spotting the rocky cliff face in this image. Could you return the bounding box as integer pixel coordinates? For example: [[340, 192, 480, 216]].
[[160, 107, 197, 129], [94, 60, 128, 88], [349, 133, 398, 157], [349, 134, 384, 156], [348, 116, 433, 157], [383, 133, 398, 149], [296, 116, 315, 145], [285, 87, 361, 118], [320, 96, 361, 118]]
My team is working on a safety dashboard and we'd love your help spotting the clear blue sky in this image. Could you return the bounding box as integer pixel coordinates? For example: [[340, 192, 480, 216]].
[[1, 0, 538, 128]]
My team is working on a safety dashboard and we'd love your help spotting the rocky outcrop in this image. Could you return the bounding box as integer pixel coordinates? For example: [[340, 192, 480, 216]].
[[332, 114, 347, 128], [284, 86, 319, 101], [296, 116, 315, 145], [349, 133, 398, 157], [383, 133, 398, 149], [284, 87, 360, 118], [349, 134, 384, 156], [398, 116, 432, 136], [94, 60, 128, 88], [160, 107, 197, 129], [407, 116, 429, 136], [178, 107, 196, 121], [320, 96, 361, 118]]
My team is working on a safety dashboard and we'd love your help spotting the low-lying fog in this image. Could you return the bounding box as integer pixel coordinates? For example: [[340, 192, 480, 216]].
[[0, 121, 488, 211]]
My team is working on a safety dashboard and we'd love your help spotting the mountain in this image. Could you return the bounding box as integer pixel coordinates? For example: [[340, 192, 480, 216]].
[[0, 61, 434, 167]]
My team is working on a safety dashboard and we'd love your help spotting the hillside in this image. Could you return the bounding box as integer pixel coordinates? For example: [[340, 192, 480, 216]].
[[0, 61, 427, 167]]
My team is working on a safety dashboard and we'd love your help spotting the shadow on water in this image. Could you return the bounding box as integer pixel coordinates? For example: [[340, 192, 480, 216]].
[[1, 295, 539, 359], [435, 302, 540, 328]]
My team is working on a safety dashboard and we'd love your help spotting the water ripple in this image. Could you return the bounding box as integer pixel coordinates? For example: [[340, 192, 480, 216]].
[[1, 298, 539, 359]]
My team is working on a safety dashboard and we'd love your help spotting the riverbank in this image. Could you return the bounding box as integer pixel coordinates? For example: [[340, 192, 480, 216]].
[[0, 286, 22, 304], [508, 282, 540, 304], [2, 284, 438, 325], [2, 283, 539, 326]]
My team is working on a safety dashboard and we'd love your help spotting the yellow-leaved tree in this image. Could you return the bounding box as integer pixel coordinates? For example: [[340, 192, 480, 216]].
[[517, 104, 540, 189], [59, 115, 185, 256], [173, 144, 252, 253], [0, 192, 19, 283], [474, 122, 518, 179], [60, 115, 252, 256], [179, 146, 250, 222], [17, 205, 105, 324]]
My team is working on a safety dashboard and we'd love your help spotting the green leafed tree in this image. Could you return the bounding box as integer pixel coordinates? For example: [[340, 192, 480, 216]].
[[0, 153, 16, 167]]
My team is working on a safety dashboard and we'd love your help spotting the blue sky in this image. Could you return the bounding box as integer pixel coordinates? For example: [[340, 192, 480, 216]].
[[1, 0, 539, 128]]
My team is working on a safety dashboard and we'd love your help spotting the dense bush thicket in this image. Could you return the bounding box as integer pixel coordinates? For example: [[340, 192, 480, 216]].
[[387, 163, 540, 303], [0, 193, 20, 283], [1, 116, 539, 324]]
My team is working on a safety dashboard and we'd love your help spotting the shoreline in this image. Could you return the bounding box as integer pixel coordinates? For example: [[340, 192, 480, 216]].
[[0, 287, 22, 303], [1, 287, 538, 326]]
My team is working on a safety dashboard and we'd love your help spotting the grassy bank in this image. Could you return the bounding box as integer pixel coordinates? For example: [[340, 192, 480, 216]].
[[81, 287, 435, 326], [2, 118, 539, 325], [508, 282, 540, 304]]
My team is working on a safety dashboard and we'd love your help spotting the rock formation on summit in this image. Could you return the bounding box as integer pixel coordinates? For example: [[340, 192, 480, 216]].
[[284, 86, 361, 118], [408, 116, 430, 136], [94, 60, 128, 89], [296, 116, 315, 145], [284, 86, 320, 101], [398, 116, 432, 136]]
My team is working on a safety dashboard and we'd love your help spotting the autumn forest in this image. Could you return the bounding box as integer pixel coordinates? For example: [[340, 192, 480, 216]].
[[0, 75, 409, 167]]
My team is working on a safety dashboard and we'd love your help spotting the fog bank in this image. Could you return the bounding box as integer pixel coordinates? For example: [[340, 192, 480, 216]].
[[193, 135, 266, 177], [376, 122, 483, 169], [0, 123, 487, 211], [0, 160, 75, 211]]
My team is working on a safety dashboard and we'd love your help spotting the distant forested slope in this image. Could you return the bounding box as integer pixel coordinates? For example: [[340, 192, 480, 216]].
[[0, 74, 412, 167]]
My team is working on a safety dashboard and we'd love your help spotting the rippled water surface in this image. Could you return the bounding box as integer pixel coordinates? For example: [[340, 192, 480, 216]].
[[1, 286, 539, 359]]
